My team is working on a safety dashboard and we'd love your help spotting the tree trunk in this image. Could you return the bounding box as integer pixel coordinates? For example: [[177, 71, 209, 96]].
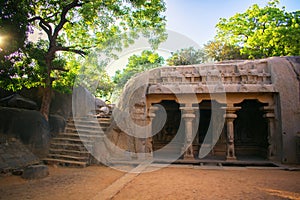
[[40, 85, 52, 121], [40, 52, 53, 121]]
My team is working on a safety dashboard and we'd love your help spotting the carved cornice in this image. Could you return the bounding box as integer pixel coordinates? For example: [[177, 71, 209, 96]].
[[147, 60, 275, 94]]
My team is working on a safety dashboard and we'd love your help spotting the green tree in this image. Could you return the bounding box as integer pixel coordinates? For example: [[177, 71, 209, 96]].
[[216, 0, 300, 59], [0, 0, 34, 54], [0, 0, 39, 90], [0, 0, 166, 120], [113, 50, 164, 90], [204, 40, 248, 61], [166, 47, 207, 66], [75, 52, 115, 100]]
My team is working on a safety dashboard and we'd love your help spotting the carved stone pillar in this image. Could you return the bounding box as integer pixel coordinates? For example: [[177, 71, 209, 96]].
[[222, 106, 240, 160], [262, 106, 276, 160], [145, 106, 159, 158], [180, 105, 197, 160]]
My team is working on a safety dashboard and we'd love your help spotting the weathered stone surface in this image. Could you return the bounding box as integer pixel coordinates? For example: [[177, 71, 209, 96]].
[[49, 91, 72, 119], [49, 114, 66, 135], [0, 107, 50, 158], [0, 94, 38, 110], [21, 165, 49, 179], [0, 136, 39, 173]]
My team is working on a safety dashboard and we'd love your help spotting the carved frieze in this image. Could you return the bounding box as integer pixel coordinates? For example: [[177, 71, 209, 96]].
[[147, 60, 274, 94]]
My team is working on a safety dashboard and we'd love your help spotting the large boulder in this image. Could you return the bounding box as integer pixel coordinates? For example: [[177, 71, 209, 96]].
[[50, 91, 72, 119], [49, 114, 66, 136], [0, 107, 50, 158], [0, 136, 40, 173], [0, 94, 38, 110], [21, 165, 49, 179]]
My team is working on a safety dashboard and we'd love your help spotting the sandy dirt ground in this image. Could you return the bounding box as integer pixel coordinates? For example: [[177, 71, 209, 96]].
[[0, 165, 300, 200]]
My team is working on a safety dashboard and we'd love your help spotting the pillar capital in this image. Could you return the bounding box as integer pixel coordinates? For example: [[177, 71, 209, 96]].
[[221, 106, 241, 113], [224, 113, 237, 120], [148, 105, 160, 119], [180, 105, 197, 120], [261, 106, 275, 119]]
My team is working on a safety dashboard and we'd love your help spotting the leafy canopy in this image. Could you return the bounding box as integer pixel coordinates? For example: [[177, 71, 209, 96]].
[[166, 47, 207, 66], [215, 0, 300, 59], [0, 0, 167, 92], [204, 40, 248, 61], [113, 50, 164, 90], [0, 0, 167, 119]]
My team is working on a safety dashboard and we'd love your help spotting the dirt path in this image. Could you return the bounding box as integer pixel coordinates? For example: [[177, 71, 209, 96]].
[[0, 166, 124, 200], [0, 165, 300, 200]]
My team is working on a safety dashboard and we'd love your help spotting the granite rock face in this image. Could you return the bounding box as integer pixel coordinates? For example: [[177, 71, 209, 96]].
[[0, 94, 38, 110], [21, 165, 49, 179], [0, 107, 50, 158], [0, 136, 39, 173]]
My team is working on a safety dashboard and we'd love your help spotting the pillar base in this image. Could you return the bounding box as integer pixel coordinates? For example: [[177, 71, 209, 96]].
[[226, 156, 237, 161], [183, 154, 195, 160]]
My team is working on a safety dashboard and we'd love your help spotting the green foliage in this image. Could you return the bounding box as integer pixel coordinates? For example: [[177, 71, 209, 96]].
[[204, 40, 248, 61], [0, 40, 48, 91], [113, 50, 164, 90], [0, 0, 167, 92], [216, 0, 300, 59], [0, 0, 35, 54], [76, 52, 115, 99], [166, 47, 207, 66], [0, 0, 38, 91]]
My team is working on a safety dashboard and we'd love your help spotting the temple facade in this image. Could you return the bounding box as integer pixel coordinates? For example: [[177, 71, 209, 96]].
[[108, 57, 300, 164]]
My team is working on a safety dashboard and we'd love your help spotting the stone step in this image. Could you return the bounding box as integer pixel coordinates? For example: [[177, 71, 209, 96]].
[[50, 142, 92, 151], [43, 158, 87, 167], [47, 153, 88, 161], [48, 148, 89, 155], [45, 114, 113, 168], [71, 117, 112, 123], [67, 123, 110, 131], [58, 132, 104, 139], [67, 122, 110, 130], [65, 127, 107, 135], [52, 137, 94, 144]]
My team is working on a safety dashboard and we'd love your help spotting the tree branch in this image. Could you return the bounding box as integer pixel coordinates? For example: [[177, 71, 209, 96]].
[[52, 67, 69, 72], [53, 0, 84, 41], [55, 46, 87, 57], [28, 16, 52, 39]]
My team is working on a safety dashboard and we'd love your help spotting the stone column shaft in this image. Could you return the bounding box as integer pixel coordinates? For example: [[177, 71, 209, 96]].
[[222, 106, 240, 160], [263, 106, 276, 160], [180, 106, 197, 160], [145, 106, 159, 158]]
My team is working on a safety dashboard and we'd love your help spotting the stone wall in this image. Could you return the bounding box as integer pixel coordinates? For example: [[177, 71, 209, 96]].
[[269, 57, 300, 163]]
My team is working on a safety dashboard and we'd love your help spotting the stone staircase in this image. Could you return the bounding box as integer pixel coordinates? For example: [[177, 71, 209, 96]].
[[43, 115, 112, 167]]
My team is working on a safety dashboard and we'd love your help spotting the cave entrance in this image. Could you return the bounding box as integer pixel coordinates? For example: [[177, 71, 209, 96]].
[[152, 100, 183, 159], [195, 100, 226, 159], [234, 100, 269, 159]]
